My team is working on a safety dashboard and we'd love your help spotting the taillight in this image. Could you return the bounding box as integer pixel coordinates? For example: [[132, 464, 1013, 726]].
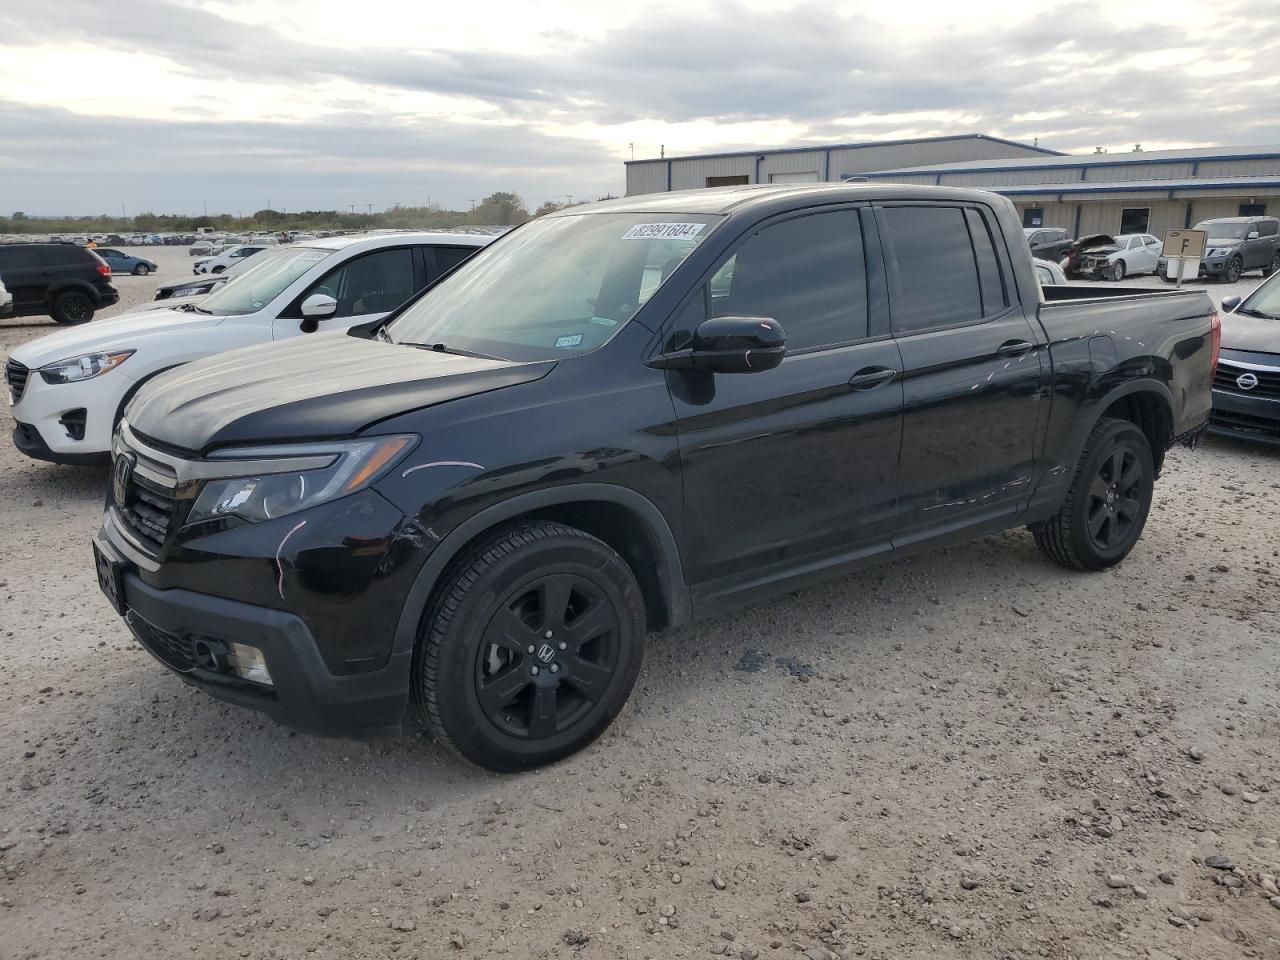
[[97, 262, 111, 277], [1209, 310, 1221, 378]]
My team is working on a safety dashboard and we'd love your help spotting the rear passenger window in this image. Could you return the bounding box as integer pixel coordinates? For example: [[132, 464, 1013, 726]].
[[1258, 220, 1279, 238], [0, 248, 42, 270], [432, 246, 477, 275], [964, 208, 1008, 317], [884, 206, 983, 333], [708, 209, 868, 351]]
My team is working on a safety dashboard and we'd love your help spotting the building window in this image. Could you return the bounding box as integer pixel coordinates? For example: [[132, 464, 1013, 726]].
[[1120, 208, 1150, 234], [1239, 203, 1267, 217], [706, 175, 749, 188], [1022, 207, 1045, 228]]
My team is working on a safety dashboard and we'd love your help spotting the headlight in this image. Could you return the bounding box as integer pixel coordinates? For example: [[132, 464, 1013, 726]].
[[1207, 248, 1228, 258], [39, 350, 134, 384], [187, 435, 417, 525]]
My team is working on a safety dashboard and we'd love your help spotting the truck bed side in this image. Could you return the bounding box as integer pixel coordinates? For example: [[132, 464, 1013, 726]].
[[1025, 285, 1216, 522]]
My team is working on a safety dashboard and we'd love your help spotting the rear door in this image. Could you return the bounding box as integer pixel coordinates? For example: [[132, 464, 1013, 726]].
[[271, 245, 422, 339], [668, 206, 904, 594], [0, 247, 46, 309], [879, 203, 1047, 545], [425, 244, 481, 282]]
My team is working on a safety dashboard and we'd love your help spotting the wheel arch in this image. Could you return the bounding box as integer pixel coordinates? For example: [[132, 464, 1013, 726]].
[[44, 280, 100, 309], [392, 484, 691, 659], [1084, 381, 1175, 476]]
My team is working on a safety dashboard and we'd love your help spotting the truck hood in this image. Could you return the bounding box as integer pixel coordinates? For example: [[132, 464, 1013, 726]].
[[9, 307, 224, 368], [1221, 312, 1280, 354], [125, 332, 555, 453]]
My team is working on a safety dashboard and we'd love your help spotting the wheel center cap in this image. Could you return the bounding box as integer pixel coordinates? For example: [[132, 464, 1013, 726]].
[[535, 643, 557, 665]]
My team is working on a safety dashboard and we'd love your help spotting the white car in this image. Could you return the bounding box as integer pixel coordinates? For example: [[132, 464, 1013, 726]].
[[1075, 233, 1164, 281], [0, 276, 12, 317], [193, 244, 270, 275], [5, 232, 490, 463], [1033, 258, 1068, 287]]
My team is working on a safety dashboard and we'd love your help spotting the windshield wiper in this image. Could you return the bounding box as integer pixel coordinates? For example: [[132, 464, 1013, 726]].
[[1236, 307, 1279, 320], [400, 341, 506, 362]]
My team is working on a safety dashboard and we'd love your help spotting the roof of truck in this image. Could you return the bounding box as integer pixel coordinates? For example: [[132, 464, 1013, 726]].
[[566, 183, 1009, 217]]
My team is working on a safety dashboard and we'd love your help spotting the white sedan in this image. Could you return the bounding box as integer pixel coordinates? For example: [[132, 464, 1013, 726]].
[[192, 243, 269, 274], [1075, 233, 1164, 281]]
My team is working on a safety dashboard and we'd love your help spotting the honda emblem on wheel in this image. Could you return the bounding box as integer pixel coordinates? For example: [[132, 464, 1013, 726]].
[[1236, 372, 1259, 391], [536, 643, 556, 664]]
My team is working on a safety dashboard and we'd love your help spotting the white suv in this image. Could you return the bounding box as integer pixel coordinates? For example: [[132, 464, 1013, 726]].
[[6, 232, 489, 464]]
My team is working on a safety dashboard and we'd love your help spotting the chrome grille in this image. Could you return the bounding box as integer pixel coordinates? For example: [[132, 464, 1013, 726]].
[[5, 358, 29, 404], [1214, 363, 1280, 399]]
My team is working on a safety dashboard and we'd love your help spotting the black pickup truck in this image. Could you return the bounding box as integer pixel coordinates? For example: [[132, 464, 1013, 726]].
[[93, 184, 1218, 771]]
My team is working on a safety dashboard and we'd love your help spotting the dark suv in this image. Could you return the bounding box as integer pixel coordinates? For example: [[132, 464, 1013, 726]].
[[0, 242, 119, 324], [1024, 227, 1072, 261], [1159, 216, 1280, 283]]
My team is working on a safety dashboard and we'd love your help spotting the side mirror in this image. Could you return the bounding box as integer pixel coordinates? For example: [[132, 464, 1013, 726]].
[[1221, 295, 1242, 313], [300, 293, 337, 318], [649, 315, 786, 373]]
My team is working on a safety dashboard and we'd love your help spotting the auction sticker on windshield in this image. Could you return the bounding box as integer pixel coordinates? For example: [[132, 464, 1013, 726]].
[[621, 222, 707, 241]]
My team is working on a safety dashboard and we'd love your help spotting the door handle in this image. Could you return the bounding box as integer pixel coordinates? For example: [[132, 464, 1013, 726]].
[[848, 367, 897, 390], [997, 339, 1034, 358]]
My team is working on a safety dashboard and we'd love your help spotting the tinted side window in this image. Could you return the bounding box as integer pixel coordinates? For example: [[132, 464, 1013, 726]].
[[0, 248, 43, 270], [708, 209, 867, 351], [884, 206, 982, 334], [433, 245, 478, 275], [1258, 220, 1279, 237], [964, 208, 1008, 316], [309, 248, 417, 318]]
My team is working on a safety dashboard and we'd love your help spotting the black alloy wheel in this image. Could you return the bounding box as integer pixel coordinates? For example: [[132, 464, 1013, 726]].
[[413, 521, 645, 771], [476, 572, 622, 741], [1264, 253, 1280, 278], [52, 290, 93, 325], [1085, 446, 1143, 552], [1032, 417, 1154, 571], [1225, 256, 1243, 283]]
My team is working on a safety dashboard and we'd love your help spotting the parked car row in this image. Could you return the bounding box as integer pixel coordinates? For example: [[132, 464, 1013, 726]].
[[1025, 216, 1280, 283], [5, 185, 1222, 774]]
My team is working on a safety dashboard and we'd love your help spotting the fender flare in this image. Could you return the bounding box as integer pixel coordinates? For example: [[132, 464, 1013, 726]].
[[1058, 377, 1176, 478], [45, 280, 102, 309], [391, 483, 691, 658]]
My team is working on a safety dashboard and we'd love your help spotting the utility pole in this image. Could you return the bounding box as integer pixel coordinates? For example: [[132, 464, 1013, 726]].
[[629, 142, 634, 160], [203, 199, 208, 217], [121, 201, 126, 219], [469, 199, 478, 211], [565, 194, 574, 205], [367, 203, 373, 215]]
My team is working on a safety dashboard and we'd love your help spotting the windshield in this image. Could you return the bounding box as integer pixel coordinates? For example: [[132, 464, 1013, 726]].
[[1239, 274, 1280, 319], [198, 246, 334, 315], [1195, 221, 1248, 241], [387, 213, 719, 361]]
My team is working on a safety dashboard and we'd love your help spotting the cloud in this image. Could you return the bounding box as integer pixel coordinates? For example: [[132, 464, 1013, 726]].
[[3, 0, 1280, 212]]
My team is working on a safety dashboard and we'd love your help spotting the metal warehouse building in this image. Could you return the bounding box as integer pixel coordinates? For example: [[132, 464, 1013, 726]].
[[860, 145, 1280, 238], [626, 137, 1280, 239], [624, 134, 1060, 195]]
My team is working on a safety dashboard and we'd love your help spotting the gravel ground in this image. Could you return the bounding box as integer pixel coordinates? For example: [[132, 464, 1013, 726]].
[[2, 248, 1279, 959]]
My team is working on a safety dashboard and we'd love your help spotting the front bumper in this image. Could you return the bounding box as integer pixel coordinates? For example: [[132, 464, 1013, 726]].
[[1209, 388, 1280, 445], [8, 368, 134, 460], [100, 529, 412, 737]]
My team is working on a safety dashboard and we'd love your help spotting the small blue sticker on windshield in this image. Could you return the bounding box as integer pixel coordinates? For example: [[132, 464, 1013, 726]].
[[555, 335, 584, 348]]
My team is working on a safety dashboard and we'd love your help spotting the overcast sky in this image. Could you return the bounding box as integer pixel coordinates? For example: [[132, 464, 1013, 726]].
[[2, 0, 1277, 216]]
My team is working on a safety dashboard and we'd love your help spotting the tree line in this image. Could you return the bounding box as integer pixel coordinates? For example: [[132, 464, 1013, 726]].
[[2, 191, 615, 236]]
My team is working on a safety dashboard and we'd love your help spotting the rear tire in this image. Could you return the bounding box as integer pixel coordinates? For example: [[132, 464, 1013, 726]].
[[412, 521, 646, 772], [1032, 418, 1155, 571], [1262, 253, 1280, 278], [51, 290, 94, 325]]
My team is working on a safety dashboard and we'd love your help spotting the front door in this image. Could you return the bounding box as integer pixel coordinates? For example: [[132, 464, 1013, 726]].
[[877, 203, 1047, 544], [667, 207, 904, 597], [271, 245, 424, 340]]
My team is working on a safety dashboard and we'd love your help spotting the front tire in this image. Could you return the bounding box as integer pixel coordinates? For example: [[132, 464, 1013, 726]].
[[1110, 260, 1126, 282], [51, 290, 94, 325], [412, 522, 646, 772], [1032, 418, 1155, 571], [133, 263, 150, 276], [211, 265, 226, 274], [1223, 256, 1243, 283]]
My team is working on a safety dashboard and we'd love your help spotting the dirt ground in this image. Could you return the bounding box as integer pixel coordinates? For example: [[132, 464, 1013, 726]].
[[2, 248, 1279, 960]]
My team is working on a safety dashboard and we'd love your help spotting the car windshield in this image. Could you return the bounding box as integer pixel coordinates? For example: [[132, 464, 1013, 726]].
[[1196, 222, 1248, 240], [1238, 275, 1280, 319], [197, 246, 334, 316], [387, 212, 720, 361]]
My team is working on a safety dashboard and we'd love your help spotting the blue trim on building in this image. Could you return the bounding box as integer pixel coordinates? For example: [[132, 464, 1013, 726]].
[[860, 150, 1280, 179], [993, 178, 1280, 196]]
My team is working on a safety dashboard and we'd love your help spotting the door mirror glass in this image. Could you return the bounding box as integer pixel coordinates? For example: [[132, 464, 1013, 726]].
[[300, 293, 338, 318], [653, 315, 786, 373], [1248, 231, 1260, 239], [1221, 295, 1242, 312]]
